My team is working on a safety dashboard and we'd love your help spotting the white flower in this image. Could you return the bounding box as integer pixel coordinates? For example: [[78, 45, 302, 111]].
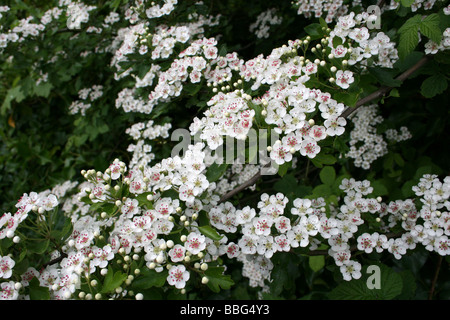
[[340, 260, 362, 281], [435, 236, 450, 256], [357, 233, 374, 253], [184, 232, 206, 255], [0, 256, 15, 279], [236, 206, 256, 225], [291, 198, 313, 216], [335, 70, 354, 89], [324, 116, 346, 136], [270, 140, 292, 165], [299, 138, 321, 158], [167, 265, 190, 289], [168, 244, 186, 262], [253, 216, 273, 236]]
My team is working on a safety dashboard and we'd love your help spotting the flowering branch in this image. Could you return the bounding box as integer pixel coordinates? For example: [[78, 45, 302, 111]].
[[342, 55, 431, 119], [307, 232, 402, 256]]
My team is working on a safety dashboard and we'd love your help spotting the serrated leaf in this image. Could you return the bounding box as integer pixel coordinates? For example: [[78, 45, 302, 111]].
[[101, 267, 128, 293], [132, 268, 167, 290], [1, 86, 25, 115], [398, 15, 422, 35], [33, 82, 53, 98], [204, 267, 234, 293], [398, 29, 420, 60], [274, 174, 297, 196], [277, 161, 291, 177], [420, 13, 442, 44], [420, 74, 448, 98]]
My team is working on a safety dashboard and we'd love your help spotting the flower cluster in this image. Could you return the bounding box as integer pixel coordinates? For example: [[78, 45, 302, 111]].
[[329, 12, 398, 68], [69, 85, 104, 116], [125, 0, 178, 24], [425, 28, 450, 55], [125, 120, 172, 169], [249, 8, 283, 39], [346, 104, 411, 169], [293, 0, 355, 23], [190, 90, 255, 150], [65, 0, 96, 30]]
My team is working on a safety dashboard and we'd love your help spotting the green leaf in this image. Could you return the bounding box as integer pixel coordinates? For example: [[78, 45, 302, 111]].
[[393, 51, 424, 72], [204, 267, 234, 293], [420, 74, 448, 98], [198, 225, 223, 241], [420, 13, 442, 44], [398, 15, 421, 60], [329, 264, 403, 300], [135, 192, 155, 209], [28, 239, 50, 254], [370, 180, 389, 197], [205, 163, 228, 182], [398, 15, 422, 35], [311, 153, 337, 168], [101, 267, 128, 293], [334, 89, 361, 107], [132, 268, 168, 290], [400, 0, 415, 7], [319, 166, 336, 186], [277, 161, 291, 177], [312, 184, 332, 197], [29, 277, 50, 300], [309, 255, 325, 272], [304, 23, 324, 39], [1, 86, 25, 115], [368, 67, 401, 87], [398, 30, 420, 60], [33, 82, 53, 98]]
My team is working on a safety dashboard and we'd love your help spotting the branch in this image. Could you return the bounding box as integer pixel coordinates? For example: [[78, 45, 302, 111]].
[[218, 57, 431, 203], [219, 169, 262, 203], [428, 255, 443, 300], [341, 55, 431, 119], [41, 252, 68, 269]]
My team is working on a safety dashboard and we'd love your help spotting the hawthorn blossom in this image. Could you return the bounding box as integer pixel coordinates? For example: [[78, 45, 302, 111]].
[[299, 138, 321, 158], [357, 233, 374, 253], [270, 140, 292, 165], [168, 244, 186, 262], [340, 260, 362, 281], [167, 265, 190, 289], [184, 232, 206, 255], [335, 70, 354, 89], [0, 256, 15, 279]]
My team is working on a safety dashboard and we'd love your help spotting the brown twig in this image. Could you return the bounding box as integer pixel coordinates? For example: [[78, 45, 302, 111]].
[[41, 252, 68, 269], [428, 255, 443, 300], [341, 55, 431, 119]]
